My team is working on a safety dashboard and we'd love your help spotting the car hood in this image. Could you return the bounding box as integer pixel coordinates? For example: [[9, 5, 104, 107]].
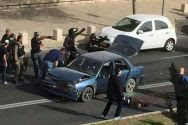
[[107, 35, 143, 57], [101, 27, 131, 43], [49, 67, 91, 84]]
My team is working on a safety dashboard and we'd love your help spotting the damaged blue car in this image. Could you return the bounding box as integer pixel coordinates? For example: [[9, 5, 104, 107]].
[[40, 35, 144, 102]]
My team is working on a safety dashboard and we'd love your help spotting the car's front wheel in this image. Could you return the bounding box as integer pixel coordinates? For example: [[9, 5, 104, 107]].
[[81, 86, 93, 102], [164, 39, 175, 52], [125, 78, 136, 93]]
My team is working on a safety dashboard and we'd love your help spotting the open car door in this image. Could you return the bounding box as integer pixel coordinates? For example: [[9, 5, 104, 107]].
[[107, 35, 144, 57]]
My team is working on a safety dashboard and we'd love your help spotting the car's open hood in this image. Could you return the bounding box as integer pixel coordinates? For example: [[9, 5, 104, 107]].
[[49, 67, 90, 84], [107, 35, 143, 57]]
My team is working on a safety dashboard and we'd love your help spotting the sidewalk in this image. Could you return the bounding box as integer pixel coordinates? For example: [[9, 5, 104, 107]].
[[0, 0, 186, 50]]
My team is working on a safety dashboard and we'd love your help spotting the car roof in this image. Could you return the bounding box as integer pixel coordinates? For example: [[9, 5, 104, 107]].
[[81, 51, 123, 63], [127, 14, 169, 22]]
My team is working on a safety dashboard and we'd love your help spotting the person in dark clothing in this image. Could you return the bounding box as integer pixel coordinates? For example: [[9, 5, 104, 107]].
[[31, 32, 54, 79], [86, 33, 108, 52], [63, 28, 86, 52], [0, 40, 9, 85], [63, 28, 85, 65], [13, 34, 25, 83], [7, 33, 16, 70], [1, 28, 11, 44], [169, 63, 188, 125], [101, 66, 124, 120], [39, 48, 65, 81]]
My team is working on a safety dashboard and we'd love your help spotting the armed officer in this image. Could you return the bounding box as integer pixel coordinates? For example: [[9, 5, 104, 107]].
[[13, 34, 25, 83], [31, 32, 54, 79]]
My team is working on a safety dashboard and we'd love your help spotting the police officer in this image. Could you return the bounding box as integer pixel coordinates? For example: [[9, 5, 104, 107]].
[[63, 27, 85, 65], [7, 33, 16, 70], [86, 33, 108, 52], [0, 40, 9, 85], [169, 63, 188, 125], [31, 32, 54, 79], [1, 28, 11, 44], [13, 34, 25, 83], [101, 65, 124, 120]]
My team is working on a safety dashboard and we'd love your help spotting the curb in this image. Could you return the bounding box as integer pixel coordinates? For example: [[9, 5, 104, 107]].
[[0, 0, 130, 9], [82, 108, 177, 125]]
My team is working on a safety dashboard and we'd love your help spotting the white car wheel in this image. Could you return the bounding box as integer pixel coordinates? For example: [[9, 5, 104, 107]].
[[126, 78, 136, 93], [164, 39, 175, 52]]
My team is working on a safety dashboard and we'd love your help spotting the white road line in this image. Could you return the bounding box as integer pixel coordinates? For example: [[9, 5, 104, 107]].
[[137, 81, 172, 89], [160, 54, 188, 60], [0, 82, 173, 110], [0, 99, 52, 110]]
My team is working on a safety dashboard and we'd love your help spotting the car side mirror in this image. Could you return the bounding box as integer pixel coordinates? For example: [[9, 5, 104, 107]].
[[137, 30, 144, 35]]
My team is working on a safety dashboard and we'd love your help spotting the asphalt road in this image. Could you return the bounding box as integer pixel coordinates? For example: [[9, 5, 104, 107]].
[[0, 34, 188, 125]]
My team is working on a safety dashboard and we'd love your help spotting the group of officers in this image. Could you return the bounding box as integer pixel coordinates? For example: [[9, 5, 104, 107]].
[[0, 27, 108, 85]]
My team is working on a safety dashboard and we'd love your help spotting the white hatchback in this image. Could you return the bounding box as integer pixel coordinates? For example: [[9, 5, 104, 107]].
[[99, 14, 177, 51]]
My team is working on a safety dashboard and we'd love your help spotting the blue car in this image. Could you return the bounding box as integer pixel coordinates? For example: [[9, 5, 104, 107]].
[[40, 35, 144, 102]]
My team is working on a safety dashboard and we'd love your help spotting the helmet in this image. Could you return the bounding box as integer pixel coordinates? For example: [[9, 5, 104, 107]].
[[90, 33, 96, 40], [34, 32, 39, 37], [68, 28, 78, 35]]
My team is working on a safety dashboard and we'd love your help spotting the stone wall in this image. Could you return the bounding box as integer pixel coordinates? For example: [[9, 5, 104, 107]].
[[0, 0, 125, 7]]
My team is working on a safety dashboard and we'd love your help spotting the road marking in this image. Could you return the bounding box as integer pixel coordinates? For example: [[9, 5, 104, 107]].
[[160, 54, 188, 60], [0, 82, 173, 110], [137, 81, 172, 89], [0, 99, 52, 110]]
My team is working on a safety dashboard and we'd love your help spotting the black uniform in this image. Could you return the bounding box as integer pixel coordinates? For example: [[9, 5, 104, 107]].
[[86, 34, 107, 52], [1, 34, 10, 44], [102, 74, 124, 117], [169, 63, 188, 125], [0, 45, 8, 84], [31, 37, 43, 79], [63, 28, 85, 65]]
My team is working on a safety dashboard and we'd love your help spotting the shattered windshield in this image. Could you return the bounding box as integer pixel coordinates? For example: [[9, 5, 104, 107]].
[[68, 57, 102, 76], [112, 17, 141, 32]]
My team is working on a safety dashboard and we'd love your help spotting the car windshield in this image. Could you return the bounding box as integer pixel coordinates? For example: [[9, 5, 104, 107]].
[[68, 57, 102, 76], [112, 17, 141, 32]]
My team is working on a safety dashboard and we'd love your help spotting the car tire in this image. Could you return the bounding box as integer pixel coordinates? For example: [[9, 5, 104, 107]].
[[125, 78, 136, 93], [81, 86, 93, 103], [164, 39, 175, 52]]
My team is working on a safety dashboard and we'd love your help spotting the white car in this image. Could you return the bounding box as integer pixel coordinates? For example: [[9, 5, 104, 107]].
[[99, 14, 177, 51]]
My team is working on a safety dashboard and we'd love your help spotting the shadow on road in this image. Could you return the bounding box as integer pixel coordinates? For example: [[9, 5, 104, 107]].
[[174, 46, 188, 53], [40, 104, 102, 120], [16, 74, 61, 99]]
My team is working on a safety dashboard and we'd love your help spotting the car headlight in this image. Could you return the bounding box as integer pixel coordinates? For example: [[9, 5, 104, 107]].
[[67, 84, 76, 90]]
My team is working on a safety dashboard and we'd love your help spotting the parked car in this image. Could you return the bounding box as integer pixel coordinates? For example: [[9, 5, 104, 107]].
[[40, 35, 144, 102], [99, 14, 177, 51]]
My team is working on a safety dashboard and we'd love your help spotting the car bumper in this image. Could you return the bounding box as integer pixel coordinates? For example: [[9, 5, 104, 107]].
[[40, 81, 81, 101]]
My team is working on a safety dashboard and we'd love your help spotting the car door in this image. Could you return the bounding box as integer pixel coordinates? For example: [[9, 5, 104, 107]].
[[154, 20, 170, 48], [115, 59, 130, 86], [96, 62, 111, 93], [136, 21, 155, 49]]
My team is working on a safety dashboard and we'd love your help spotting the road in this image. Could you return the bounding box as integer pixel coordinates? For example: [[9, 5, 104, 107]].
[[0, 34, 188, 125]]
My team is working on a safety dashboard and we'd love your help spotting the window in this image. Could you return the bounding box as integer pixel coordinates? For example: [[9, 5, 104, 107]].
[[139, 21, 152, 32], [112, 17, 141, 32], [155, 20, 168, 30], [115, 59, 129, 70]]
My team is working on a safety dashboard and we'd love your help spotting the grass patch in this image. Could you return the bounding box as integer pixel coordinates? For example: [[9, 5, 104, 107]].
[[93, 113, 175, 125]]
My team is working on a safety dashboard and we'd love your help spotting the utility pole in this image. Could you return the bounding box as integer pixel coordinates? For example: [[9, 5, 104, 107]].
[[132, 0, 136, 15], [162, 0, 165, 16]]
